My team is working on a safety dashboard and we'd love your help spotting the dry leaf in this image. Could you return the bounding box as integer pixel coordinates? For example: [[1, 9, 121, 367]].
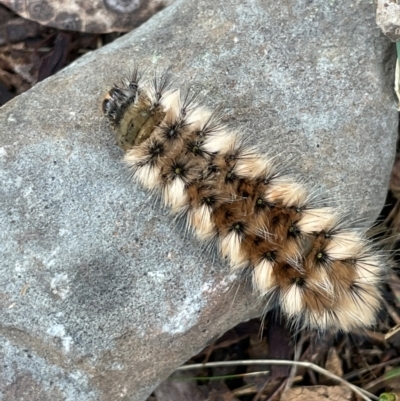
[[320, 348, 343, 385], [283, 385, 352, 401], [1, 0, 175, 33]]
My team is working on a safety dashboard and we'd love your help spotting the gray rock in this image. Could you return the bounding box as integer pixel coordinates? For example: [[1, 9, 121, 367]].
[[376, 0, 400, 41], [0, 0, 396, 400]]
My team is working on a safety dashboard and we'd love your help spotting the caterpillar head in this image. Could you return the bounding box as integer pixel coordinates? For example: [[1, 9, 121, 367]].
[[103, 83, 166, 151]]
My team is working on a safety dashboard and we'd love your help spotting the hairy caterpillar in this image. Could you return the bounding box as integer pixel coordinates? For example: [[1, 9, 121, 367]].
[[102, 68, 386, 332]]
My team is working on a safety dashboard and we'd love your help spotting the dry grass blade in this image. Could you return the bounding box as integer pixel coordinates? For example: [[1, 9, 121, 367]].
[[343, 356, 400, 381], [177, 359, 379, 401]]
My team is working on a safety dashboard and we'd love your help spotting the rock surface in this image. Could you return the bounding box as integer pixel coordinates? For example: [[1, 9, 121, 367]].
[[0, 0, 396, 400], [376, 0, 400, 41]]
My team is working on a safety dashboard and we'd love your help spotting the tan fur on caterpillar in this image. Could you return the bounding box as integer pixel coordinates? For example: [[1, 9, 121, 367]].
[[102, 68, 386, 332]]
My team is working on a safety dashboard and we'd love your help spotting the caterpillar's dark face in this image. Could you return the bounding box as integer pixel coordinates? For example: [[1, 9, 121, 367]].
[[102, 67, 386, 333], [103, 87, 136, 125], [103, 73, 169, 150]]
